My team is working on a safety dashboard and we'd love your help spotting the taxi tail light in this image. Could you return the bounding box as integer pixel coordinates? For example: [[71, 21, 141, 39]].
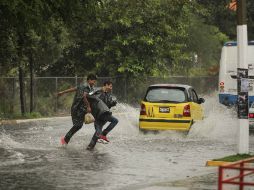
[[249, 113, 254, 118], [140, 103, 146, 115], [183, 104, 191, 117]]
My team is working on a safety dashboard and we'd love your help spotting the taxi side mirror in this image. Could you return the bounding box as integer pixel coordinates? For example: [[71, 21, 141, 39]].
[[198, 98, 205, 104]]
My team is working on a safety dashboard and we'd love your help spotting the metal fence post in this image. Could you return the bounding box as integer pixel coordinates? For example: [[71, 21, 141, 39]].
[[124, 76, 127, 102], [240, 162, 244, 190], [11, 77, 15, 114], [55, 77, 58, 113], [218, 166, 223, 190]]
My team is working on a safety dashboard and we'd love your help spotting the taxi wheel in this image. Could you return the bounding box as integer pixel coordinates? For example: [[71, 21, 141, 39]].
[[139, 128, 148, 135], [184, 120, 194, 136], [183, 130, 190, 136], [189, 120, 194, 129]]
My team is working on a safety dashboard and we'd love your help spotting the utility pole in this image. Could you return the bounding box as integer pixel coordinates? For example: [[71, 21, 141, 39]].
[[237, 0, 249, 154]]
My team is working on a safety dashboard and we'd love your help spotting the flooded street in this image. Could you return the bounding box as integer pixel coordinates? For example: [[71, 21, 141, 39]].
[[1, 95, 254, 190]]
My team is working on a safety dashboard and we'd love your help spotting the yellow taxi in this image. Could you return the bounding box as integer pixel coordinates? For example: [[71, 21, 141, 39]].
[[139, 84, 205, 132]]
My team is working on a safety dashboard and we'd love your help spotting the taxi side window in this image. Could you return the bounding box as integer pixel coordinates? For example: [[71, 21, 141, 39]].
[[191, 89, 198, 103], [188, 89, 193, 101]]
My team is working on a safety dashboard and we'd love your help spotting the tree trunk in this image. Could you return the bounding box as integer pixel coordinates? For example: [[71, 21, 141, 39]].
[[19, 66, 25, 116], [10, 78, 16, 114], [29, 54, 34, 113]]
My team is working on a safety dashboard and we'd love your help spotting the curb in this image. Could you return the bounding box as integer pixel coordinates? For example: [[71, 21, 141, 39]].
[[206, 160, 233, 167], [0, 120, 17, 125], [0, 116, 70, 125], [0, 112, 133, 125]]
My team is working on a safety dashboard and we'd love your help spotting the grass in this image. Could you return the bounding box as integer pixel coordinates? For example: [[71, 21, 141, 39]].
[[213, 154, 254, 162]]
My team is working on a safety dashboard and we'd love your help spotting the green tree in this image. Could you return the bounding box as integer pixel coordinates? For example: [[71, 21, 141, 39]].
[[183, 2, 229, 76], [196, 0, 254, 40], [57, 0, 194, 77], [0, 0, 71, 115]]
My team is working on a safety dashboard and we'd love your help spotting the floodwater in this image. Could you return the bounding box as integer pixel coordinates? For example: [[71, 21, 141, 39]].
[[0, 94, 254, 190]]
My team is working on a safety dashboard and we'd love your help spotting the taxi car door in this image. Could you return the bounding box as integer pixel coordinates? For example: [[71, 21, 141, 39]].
[[189, 89, 203, 120]]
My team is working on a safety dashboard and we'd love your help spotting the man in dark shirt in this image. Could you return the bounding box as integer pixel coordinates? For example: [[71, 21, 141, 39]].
[[57, 74, 97, 145], [87, 80, 118, 150]]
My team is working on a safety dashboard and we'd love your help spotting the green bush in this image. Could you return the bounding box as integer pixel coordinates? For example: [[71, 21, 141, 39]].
[[24, 112, 42, 119], [213, 154, 254, 162]]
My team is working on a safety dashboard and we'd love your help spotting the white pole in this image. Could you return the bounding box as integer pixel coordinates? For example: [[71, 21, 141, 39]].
[[237, 0, 249, 154]]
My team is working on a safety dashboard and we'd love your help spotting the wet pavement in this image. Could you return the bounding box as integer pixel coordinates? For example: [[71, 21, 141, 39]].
[[0, 97, 254, 190]]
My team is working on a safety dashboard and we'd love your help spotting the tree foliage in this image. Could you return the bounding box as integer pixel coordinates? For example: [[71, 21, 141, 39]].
[[2, 0, 254, 115], [1, 0, 254, 77]]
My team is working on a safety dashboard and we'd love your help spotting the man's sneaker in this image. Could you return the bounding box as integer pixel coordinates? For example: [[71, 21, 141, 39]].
[[60, 136, 67, 145], [98, 135, 109, 144], [86, 144, 95, 151]]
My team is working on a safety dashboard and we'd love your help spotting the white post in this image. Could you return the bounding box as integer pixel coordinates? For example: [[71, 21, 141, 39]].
[[237, 0, 249, 154]]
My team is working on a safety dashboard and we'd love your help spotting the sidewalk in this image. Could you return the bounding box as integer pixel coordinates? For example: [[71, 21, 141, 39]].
[[0, 116, 70, 125]]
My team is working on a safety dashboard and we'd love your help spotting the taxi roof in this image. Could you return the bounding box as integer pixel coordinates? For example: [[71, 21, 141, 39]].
[[148, 84, 192, 89]]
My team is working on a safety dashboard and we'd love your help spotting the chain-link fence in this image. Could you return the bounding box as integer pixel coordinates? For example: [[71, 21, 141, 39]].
[[0, 76, 218, 118]]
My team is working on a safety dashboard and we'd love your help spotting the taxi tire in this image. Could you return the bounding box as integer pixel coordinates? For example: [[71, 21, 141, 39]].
[[189, 119, 194, 129], [184, 120, 194, 136], [139, 128, 148, 135]]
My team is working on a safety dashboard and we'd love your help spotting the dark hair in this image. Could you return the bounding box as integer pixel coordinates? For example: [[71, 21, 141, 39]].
[[87, 74, 97, 81], [103, 80, 112, 86]]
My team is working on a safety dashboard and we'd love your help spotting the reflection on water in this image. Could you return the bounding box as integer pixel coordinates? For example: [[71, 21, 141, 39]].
[[0, 145, 114, 190]]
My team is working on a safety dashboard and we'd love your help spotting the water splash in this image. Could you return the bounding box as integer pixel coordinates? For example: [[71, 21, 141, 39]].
[[0, 94, 239, 151], [114, 94, 239, 144], [188, 93, 238, 143], [0, 131, 24, 149]]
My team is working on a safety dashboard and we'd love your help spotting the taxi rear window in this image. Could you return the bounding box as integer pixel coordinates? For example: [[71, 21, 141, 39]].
[[144, 87, 186, 103]]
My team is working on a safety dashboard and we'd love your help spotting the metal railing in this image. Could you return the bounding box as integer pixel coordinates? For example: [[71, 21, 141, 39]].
[[218, 157, 254, 190], [0, 76, 218, 118]]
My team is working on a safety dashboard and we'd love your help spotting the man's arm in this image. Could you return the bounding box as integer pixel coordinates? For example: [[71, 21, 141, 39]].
[[57, 87, 77, 96], [83, 92, 91, 113], [107, 93, 117, 108]]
